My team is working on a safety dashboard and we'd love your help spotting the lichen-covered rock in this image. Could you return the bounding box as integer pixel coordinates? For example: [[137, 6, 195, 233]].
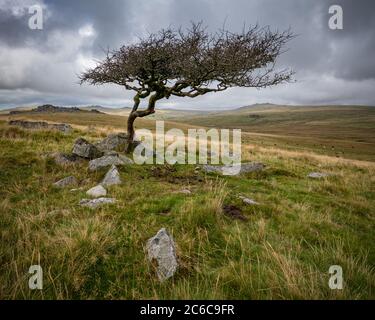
[[53, 176, 78, 188], [101, 165, 121, 186], [146, 228, 178, 281], [72, 138, 103, 159], [95, 133, 128, 152], [88, 153, 133, 171]]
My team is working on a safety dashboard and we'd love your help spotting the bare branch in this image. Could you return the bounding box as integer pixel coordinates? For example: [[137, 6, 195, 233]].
[[80, 22, 294, 100]]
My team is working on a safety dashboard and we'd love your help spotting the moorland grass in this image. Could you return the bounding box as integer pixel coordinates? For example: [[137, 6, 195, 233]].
[[0, 120, 374, 299]]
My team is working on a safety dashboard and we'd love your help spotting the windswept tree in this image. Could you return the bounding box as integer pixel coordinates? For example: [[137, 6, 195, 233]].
[[80, 23, 293, 151]]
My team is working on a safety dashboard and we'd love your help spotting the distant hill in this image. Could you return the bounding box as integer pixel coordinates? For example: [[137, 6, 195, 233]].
[[80, 105, 129, 114], [80, 105, 203, 120], [169, 104, 375, 135]]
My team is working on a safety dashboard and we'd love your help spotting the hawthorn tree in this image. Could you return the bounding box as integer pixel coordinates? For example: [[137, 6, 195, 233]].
[[80, 23, 293, 151]]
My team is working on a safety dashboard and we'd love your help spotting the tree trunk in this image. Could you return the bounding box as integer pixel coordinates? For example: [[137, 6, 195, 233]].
[[128, 111, 137, 145], [126, 92, 160, 153]]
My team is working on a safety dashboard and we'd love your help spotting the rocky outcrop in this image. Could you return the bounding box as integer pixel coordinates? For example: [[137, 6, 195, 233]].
[[9, 104, 104, 114], [9, 120, 72, 133]]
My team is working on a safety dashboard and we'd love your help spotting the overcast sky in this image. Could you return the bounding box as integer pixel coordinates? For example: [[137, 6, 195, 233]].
[[1, 0, 375, 110]]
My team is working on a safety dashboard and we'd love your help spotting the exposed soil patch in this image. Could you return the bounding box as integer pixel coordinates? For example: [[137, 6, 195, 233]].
[[222, 204, 248, 221], [150, 165, 177, 178], [149, 165, 204, 184]]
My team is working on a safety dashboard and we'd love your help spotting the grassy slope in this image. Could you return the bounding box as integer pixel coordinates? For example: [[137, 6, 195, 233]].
[[0, 113, 374, 299], [170, 105, 375, 161]]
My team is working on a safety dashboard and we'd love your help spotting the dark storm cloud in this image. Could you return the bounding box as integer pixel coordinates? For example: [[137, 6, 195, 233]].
[[0, 0, 375, 108], [45, 0, 133, 49], [0, 7, 32, 46], [0, 0, 132, 50], [322, 0, 375, 80]]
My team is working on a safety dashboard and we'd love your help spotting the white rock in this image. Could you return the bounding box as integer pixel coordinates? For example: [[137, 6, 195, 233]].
[[146, 228, 178, 282], [86, 184, 107, 198], [202, 162, 265, 176], [307, 172, 330, 179], [239, 195, 259, 205], [179, 189, 191, 194], [70, 187, 84, 192], [79, 197, 116, 209]]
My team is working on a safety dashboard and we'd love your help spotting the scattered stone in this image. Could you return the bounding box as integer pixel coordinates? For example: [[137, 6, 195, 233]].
[[53, 152, 84, 166], [86, 184, 107, 198], [178, 189, 191, 194], [101, 165, 121, 186], [70, 187, 84, 192], [53, 176, 78, 188], [202, 164, 222, 174], [146, 228, 178, 282], [222, 204, 248, 221], [202, 162, 265, 176], [72, 138, 103, 159], [88, 153, 133, 171], [50, 123, 72, 133], [239, 196, 259, 205], [95, 132, 129, 152], [307, 172, 331, 179], [8, 120, 72, 133], [238, 162, 265, 173], [79, 197, 116, 209]]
